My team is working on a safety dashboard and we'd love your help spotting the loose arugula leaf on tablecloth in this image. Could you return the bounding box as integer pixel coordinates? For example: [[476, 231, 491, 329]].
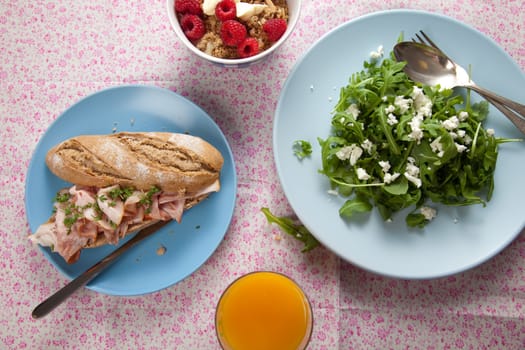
[[261, 208, 319, 252]]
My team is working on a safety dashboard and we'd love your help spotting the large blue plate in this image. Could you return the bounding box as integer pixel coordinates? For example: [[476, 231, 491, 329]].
[[25, 85, 237, 295], [274, 10, 525, 279]]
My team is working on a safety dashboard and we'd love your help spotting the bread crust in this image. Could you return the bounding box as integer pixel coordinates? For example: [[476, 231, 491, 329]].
[[45, 132, 224, 195]]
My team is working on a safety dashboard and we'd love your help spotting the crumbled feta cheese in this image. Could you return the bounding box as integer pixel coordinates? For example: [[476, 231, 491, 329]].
[[327, 189, 339, 196], [387, 113, 398, 126], [394, 95, 412, 113], [455, 143, 467, 153], [336, 144, 363, 165], [383, 172, 400, 184], [487, 128, 495, 136], [457, 130, 466, 138], [430, 136, 444, 157], [404, 172, 422, 188], [346, 104, 361, 119], [463, 135, 472, 145], [370, 45, 384, 59], [408, 114, 424, 142], [356, 167, 371, 180], [442, 116, 460, 131], [420, 206, 437, 221], [410, 87, 433, 117], [458, 111, 469, 121], [361, 139, 373, 154], [378, 160, 391, 173], [404, 158, 422, 187], [406, 160, 419, 176], [385, 104, 396, 114]]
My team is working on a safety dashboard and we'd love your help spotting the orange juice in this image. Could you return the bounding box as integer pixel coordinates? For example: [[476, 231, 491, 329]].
[[215, 271, 313, 350]]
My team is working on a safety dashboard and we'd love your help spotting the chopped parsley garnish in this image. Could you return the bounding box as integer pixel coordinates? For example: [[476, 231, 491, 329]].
[[140, 186, 161, 213], [108, 186, 135, 201], [54, 192, 71, 203]]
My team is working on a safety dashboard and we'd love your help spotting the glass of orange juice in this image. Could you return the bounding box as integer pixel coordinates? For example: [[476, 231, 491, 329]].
[[215, 271, 313, 350]]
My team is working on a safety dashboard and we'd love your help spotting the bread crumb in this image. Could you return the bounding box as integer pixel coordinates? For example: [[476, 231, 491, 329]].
[[156, 245, 167, 256]]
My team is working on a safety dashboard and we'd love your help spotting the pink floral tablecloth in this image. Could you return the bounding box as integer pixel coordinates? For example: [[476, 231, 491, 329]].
[[1, 0, 524, 349]]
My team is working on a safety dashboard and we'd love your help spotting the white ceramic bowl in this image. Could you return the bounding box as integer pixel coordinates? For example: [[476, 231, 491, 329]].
[[167, 0, 301, 67]]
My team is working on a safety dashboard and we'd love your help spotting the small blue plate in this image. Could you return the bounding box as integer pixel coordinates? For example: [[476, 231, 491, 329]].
[[274, 10, 525, 279], [25, 85, 237, 295]]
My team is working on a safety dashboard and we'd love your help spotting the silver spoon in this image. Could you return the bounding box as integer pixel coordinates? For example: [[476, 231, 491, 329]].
[[393, 41, 525, 133], [31, 220, 170, 319]]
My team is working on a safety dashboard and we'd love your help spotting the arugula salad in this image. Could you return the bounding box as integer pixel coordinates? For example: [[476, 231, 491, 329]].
[[312, 47, 519, 228], [263, 45, 520, 252]]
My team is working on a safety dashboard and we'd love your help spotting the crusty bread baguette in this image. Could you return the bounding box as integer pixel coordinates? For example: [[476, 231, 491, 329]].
[[30, 132, 225, 264], [46, 132, 224, 196]]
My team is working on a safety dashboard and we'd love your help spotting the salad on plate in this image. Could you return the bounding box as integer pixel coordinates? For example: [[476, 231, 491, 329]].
[[297, 44, 520, 228]]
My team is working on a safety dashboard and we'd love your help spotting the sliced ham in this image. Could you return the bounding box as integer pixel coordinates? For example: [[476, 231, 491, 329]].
[[158, 192, 184, 204], [124, 191, 143, 206], [193, 180, 220, 197], [53, 205, 90, 263], [30, 182, 219, 263], [96, 186, 125, 226], [146, 194, 161, 220], [101, 228, 119, 245], [127, 206, 145, 224], [73, 219, 98, 241], [29, 222, 57, 249], [69, 186, 99, 221], [160, 200, 185, 223], [69, 186, 96, 207]]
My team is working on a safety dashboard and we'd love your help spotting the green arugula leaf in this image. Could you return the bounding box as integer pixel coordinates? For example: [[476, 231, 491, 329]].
[[339, 194, 373, 219], [293, 140, 312, 160], [261, 208, 320, 252]]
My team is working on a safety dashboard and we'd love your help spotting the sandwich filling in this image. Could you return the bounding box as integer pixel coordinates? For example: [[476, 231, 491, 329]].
[[29, 181, 220, 263]]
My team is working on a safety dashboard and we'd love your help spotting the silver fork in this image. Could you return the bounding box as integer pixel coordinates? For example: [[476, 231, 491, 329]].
[[413, 30, 525, 132]]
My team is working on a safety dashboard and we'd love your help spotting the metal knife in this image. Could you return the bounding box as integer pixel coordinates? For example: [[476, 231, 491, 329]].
[[32, 220, 170, 319]]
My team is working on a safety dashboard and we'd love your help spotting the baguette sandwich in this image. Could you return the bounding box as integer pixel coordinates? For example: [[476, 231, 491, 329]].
[[29, 132, 224, 263]]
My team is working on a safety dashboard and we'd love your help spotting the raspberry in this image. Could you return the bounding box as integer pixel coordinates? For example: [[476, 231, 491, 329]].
[[180, 14, 206, 41], [215, 0, 236, 21], [237, 37, 259, 58], [220, 20, 247, 47], [175, 0, 202, 15], [263, 18, 287, 42]]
